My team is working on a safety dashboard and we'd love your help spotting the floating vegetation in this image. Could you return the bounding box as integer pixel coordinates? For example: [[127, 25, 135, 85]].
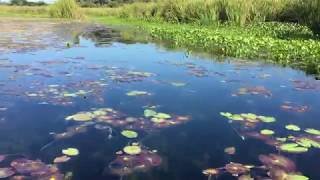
[[281, 102, 309, 113], [9, 158, 64, 179], [224, 147, 236, 155], [53, 155, 71, 164], [285, 124, 301, 131], [220, 112, 276, 128], [260, 129, 275, 135], [279, 143, 309, 153], [106, 67, 155, 83], [62, 148, 79, 156], [126, 90, 151, 96], [304, 128, 320, 135], [123, 145, 142, 155], [232, 86, 272, 97], [203, 153, 308, 179], [121, 130, 138, 138], [108, 147, 162, 177], [170, 82, 187, 87]]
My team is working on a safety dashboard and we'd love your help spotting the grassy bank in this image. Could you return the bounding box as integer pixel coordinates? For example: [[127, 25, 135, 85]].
[[1, 4, 320, 75], [92, 16, 320, 75]]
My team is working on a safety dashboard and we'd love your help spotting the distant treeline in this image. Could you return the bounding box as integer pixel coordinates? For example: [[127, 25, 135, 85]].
[[9, 0, 46, 6]]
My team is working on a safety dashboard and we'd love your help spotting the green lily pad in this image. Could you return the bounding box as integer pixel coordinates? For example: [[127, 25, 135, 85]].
[[123, 145, 141, 155], [121, 130, 138, 138], [144, 109, 157, 117], [65, 112, 93, 121], [151, 117, 166, 123], [279, 143, 308, 153], [241, 113, 257, 119], [258, 116, 276, 123], [296, 138, 320, 148], [229, 114, 244, 121], [220, 112, 232, 118], [62, 148, 79, 156], [286, 174, 309, 180], [126, 91, 150, 96], [154, 113, 171, 119], [304, 128, 320, 135], [260, 129, 275, 135], [276, 137, 287, 142], [285, 124, 301, 131], [63, 93, 77, 97]]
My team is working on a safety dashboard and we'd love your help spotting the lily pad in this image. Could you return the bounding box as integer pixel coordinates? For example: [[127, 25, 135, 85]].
[[62, 148, 79, 156], [121, 130, 138, 138], [304, 128, 320, 135], [230, 114, 244, 121], [151, 118, 166, 123], [154, 113, 171, 119], [296, 138, 320, 148], [65, 112, 93, 121], [286, 174, 309, 180], [126, 91, 150, 96], [260, 129, 275, 135], [286, 124, 301, 131], [279, 143, 308, 153], [258, 116, 276, 123], [144, 109, 157, 117], [123, 145, 141, 155], [220, 112, 232, 118]]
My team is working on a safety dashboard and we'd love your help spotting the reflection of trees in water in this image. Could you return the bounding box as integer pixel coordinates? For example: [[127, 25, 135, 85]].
[[80, 25, 122, 47]]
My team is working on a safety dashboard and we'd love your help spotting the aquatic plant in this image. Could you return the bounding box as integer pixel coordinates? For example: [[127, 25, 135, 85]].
[[62, 148, 79, 156], [49, 0, 84, 19], [121, 130, 138, 138]]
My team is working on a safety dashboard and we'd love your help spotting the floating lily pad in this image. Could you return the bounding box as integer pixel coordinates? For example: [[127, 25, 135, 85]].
[[62, 148, 79, 156], [154, 113, 171, 119], [65, 112, 93, 121], [230, 114, 244, 121], [123, 145, 141, 155], [53, 155, 71, 163], [144, 109, 157, 117], [220, 112, 232, 118], [126, 91, 150, 96], [258, 116, 276, 123], [260, 129, 275, 135], [296, 138, 320, 148], [286, 124, 301, 131], [286, 174, 309, 180], [304, 128, 320, 135], [279, 143, 308, 153], [121, 130, 138, 138], [151, 118, 166, 123]]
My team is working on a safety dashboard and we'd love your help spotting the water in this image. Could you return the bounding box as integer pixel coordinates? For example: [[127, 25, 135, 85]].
[[0, 18, 320, 180]]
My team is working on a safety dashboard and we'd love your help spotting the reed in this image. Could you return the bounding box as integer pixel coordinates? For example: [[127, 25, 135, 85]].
[[49, 0, 84, 19]]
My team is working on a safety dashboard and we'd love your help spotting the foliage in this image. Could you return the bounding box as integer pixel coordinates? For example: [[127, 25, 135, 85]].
[[95, 17, 320, 76], [98, 0, 320, 34], [49, 0, 84, 19], [10, 0, 46, 6]]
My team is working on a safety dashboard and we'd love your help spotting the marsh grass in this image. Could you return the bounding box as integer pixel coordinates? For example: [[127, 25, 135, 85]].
[[49, 0, 84, 19], [94, 0, 319, 34]]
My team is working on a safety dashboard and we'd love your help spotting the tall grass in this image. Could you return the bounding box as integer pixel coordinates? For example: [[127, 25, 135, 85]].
[[96, 0, 319, 34], [49, 0, 84, 19], [0, 5, 48, 16]]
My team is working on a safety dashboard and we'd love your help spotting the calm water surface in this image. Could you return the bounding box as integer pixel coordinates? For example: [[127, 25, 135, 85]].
[[0, 19, 320, 180]]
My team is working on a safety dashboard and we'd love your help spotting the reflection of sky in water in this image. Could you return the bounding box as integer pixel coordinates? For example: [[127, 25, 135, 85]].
[[0, 20, 320, 180]]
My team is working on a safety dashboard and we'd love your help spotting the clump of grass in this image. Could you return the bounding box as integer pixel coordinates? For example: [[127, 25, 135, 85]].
[[49, 0, 84, 19]]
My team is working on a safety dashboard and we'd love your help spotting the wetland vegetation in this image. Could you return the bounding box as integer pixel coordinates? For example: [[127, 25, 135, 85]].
[[0, 0, 320, 180]]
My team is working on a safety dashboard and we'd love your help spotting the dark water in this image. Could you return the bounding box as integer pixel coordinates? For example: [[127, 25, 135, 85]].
[[0, 19, 320, 180]]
